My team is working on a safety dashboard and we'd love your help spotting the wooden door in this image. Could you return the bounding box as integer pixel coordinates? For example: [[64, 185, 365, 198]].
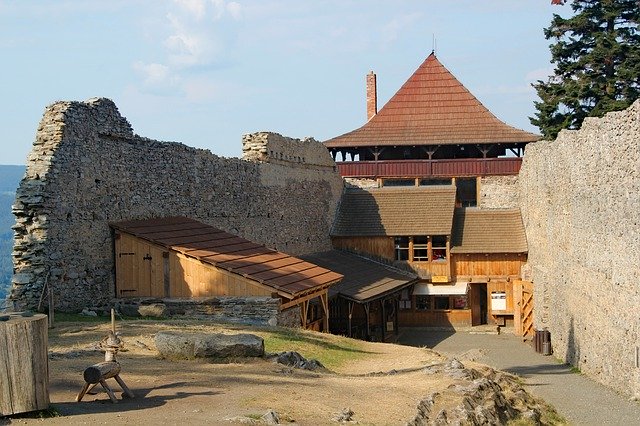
[[469, 283, 487, 326], [115, 233, 166, 297]]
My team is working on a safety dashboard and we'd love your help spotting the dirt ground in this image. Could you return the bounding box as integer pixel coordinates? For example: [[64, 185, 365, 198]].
[[5, 320, 462, 425]]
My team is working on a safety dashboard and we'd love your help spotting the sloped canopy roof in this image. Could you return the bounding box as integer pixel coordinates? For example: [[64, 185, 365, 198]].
[[110, 216, 342, 299], [302, 250, 417, 303], [325, 53, 540, 148], [450, 208, 528, 254], [331, 186, 456, 237]]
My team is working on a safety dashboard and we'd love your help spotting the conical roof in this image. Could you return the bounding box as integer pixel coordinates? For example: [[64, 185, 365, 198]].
[[325, 53, 539, 148]]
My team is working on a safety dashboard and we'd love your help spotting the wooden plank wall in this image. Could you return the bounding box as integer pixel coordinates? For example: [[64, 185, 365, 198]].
[[169, 252, 274, 298], [331, 236, 395, 261], [399, 309, 472, 327], [487, 281, 514, 315], [452, 253, 525, 278], [115, 233, 274, 299]]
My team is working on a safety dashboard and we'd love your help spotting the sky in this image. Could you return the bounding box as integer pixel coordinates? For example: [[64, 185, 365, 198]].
[[0, 0, 564, 165]]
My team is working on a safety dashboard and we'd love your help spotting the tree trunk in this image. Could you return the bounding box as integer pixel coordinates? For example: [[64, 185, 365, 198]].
[[0, 313, 49, 416]]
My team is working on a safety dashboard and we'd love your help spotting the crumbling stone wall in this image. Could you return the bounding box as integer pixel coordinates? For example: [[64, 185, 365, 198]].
[[519, 100, 640, 397], [11, 98, 343, 312], [479, 175, 518, 209]]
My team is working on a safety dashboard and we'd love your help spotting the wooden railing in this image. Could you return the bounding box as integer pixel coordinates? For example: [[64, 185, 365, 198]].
[[336, 157, 522, 178]]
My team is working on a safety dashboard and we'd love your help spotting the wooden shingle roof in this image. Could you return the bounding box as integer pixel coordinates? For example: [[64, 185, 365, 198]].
[[331, 186, 456, 237], [110, 216, 342, 298], [325, 53, 540, 148], [302, 250, 417, 304], [450, 208, 528, 254]]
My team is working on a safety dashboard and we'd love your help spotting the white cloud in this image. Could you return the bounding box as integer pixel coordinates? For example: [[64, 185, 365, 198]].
[[133, 61, 171, 85], [380, 13, 422, 48], [174, 0, 207, 20], [132, 0, 243, 101], [226, 2, 242, 20]]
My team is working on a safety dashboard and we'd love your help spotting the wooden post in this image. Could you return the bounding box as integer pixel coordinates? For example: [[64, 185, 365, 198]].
[[347, 301, 354, 338], [0, 313, 49, 416], [364, 303, 371, 340], [319, 292, 329, 333]]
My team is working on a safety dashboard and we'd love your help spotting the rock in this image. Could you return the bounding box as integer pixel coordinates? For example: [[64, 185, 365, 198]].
[[261, 409, 280, 425], [80, 308, 97, 317], [332, 407, 354, 422], [118, 304, 141, 317], [154, 331, 264, 360], [138, 303, 166, 317], [273, 351, 324, 371]]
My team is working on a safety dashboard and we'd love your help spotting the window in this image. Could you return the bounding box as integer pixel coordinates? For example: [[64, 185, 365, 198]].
[[434, 296, 450, 310], [432, 236, 447, 262], [384, 178, 415, 187], [453, 296, 468, 309], [394, 237, 410, 261], [416, 295, 431, 311], [412, 236, 429, 261], [419, 178, 452, 186], [400, 289, 412, 310]]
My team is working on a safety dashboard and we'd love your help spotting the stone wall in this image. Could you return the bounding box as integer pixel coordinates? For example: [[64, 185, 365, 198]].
[[519, 100, 640, 397], [479, 175, 519, 209], [11, 98, 344, 312]]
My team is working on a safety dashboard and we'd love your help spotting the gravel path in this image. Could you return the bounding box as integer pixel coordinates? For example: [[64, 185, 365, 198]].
[[398, 328, 640, 425]]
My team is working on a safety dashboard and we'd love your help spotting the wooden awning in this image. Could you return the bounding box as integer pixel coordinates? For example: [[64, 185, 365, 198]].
[[301, 250, 418, 304]]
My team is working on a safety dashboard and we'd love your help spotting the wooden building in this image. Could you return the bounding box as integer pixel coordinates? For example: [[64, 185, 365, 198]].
[[323, 51, 536, 329], [302, 250, 418, 342], [330, 187, 528, 328], [110, 217, 343, 330], [324, 52, 540, 188]]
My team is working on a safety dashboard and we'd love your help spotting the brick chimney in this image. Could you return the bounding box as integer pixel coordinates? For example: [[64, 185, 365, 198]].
[[366, 71, 377, 121]]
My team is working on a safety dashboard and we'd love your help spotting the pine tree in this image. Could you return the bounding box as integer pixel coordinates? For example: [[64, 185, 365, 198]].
[[531, 0, 640, 139]]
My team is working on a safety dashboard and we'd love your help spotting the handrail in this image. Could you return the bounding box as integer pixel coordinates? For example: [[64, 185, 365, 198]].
[[335, 157, 522, 178]]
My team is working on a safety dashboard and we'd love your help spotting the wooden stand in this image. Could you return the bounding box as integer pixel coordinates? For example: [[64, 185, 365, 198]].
[[0, 313, 50, 416], [76, 309, 134, 403]]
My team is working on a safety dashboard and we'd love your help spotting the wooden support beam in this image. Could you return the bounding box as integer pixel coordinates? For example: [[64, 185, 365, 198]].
[[319, 291, 329, 333], [348, 301, 354, 338], [364, 303, 371, 341], [300, 300, 309, 329]]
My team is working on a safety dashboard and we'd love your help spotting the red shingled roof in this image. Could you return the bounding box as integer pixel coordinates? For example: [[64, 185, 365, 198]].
[[110, 216, 342, 299], [325, 53, 539, 148]]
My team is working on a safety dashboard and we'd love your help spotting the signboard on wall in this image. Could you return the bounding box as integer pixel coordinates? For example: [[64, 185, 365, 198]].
[[491, 291, 507, 311], [432, 275, 449, 283]]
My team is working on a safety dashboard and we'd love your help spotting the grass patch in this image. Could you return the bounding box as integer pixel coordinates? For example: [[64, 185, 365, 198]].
[[255, 327, 373, 370], [569, 365, 581, 374]]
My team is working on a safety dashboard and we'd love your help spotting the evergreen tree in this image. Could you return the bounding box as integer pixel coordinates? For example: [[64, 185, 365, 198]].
[[531, 0, 640, 139]]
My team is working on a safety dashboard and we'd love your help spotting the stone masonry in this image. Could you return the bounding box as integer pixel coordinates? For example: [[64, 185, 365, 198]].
[[11, 98, 343, 312], [519, 100, 640, 397]]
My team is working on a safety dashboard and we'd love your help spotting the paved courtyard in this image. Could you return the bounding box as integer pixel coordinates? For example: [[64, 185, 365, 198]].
[[398, 328, 640, 425]]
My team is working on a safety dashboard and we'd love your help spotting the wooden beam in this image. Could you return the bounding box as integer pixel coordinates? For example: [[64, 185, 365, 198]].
[[280, 288, 334, 310], [300, 300, 309, 329], [320, 291, 329, 333]]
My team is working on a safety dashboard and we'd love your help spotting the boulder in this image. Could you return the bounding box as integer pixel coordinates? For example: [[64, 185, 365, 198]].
[[138, 303, 166, 317], [154, 331, 264, 359]]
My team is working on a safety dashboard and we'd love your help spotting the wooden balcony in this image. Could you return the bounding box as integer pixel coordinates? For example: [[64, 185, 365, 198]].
[[336, 157, 522, 178]]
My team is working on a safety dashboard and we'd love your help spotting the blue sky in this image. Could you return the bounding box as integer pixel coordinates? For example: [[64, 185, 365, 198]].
[[0, 0, 562, 165]]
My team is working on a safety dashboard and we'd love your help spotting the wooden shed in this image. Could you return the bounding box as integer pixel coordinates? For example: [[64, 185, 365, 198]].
[[302, 250, 418, 342], [110, 217, 343, 329]]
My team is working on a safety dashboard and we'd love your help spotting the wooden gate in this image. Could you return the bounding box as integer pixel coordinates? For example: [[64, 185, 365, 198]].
[[513, 280, 534, 338]]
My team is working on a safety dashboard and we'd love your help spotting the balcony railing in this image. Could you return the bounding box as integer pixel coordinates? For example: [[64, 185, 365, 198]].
[[336, 157, 522, 178]]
